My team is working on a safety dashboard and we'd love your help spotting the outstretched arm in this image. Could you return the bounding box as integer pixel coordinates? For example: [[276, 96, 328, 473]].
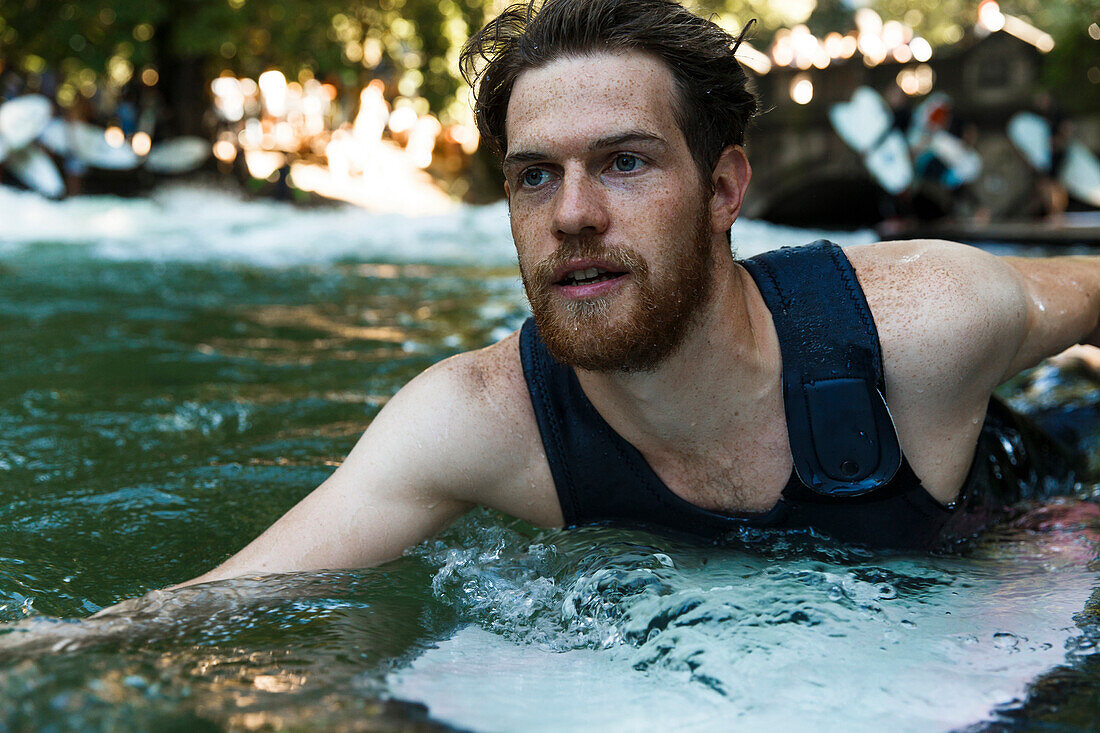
[[1001, 254, 1100, 376], [176, 336, 558, 587]]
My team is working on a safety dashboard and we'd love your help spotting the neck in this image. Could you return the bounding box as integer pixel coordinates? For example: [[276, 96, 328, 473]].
[[574, 251, 780, 450]]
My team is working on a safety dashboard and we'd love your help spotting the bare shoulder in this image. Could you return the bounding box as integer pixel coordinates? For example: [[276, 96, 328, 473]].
[[371, 331, 561, 525], [840, 240, 1033, 500], [844, 239, 1027, 400]]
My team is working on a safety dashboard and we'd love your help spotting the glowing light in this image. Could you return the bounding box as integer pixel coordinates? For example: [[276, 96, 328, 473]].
[[790, 76, 814, 105], [388, 107, 417, 135], [910, 37, 933, 63], [882, 21, 907, 49], [104, 126, 125, 148], [772, 40, 794, 67], [258, 70, 288, 117], [854, 8, 883, 36], [897, 69, 920, 96], [736, 43, 773, 75], [244, 149, 285, 179], [131, 131, 151, 156], [898, 64, 937, 96], [211, 76, 245, 122], [824, 32, 845, 59], [1090, 23, 1100, 41], [916, 64, 935, 94], [407, 114, 442, 169], [892, 45, 913, 64], [449, 124, 480, 155], [141, 68, 158, 86], [978, 1, 1005, 32], [1002, 14, 1055, 52], [274, 121, 296, 150], [859, 34, 886, 66], [213, 139, 237, 163], [840, 35, 858, 59]]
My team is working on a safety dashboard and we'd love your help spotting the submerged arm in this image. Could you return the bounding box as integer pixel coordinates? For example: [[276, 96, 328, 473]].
[[178, 339, 551, 587]]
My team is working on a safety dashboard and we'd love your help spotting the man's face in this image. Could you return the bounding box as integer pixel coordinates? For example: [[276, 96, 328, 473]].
[[503, 52, 717, 372]]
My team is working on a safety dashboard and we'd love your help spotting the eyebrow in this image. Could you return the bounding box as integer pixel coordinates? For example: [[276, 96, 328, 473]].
[[503, 130, 669, 172]]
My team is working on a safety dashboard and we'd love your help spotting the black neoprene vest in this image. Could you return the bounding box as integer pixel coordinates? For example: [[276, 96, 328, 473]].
[[519, 241, 1071, 550]]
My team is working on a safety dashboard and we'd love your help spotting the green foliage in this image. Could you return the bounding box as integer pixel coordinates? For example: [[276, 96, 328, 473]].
[[1, 0, 1094, 116], [0, 0, 494, 121]]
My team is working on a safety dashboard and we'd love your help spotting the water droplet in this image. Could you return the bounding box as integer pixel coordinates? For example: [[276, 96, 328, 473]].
[[992, 632, 1020, 651]]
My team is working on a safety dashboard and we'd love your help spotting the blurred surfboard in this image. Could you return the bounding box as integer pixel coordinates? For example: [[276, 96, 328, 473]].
[[864, 130, 913, 195], [0, 94, 53, 150], [830, 87, 913, 195], [1007, 112, 1052, 172], [7, 146, 65, 198], [927, 130, 982, 186], [1060, 141, 1100, 208], [70, 121, 140, 170], [829, 87, 892, 154], [144, 137, 210, 174], [38, 118, 73, 157]]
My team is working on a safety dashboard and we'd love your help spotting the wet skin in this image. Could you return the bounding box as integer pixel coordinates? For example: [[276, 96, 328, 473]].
[[170, 51, 1100, 585]]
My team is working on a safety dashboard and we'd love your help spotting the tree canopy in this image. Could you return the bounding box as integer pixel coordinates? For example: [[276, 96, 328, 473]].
[[1, 0, 1096, 117]]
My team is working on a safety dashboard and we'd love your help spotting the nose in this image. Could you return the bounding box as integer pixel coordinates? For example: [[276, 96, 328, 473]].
[[551, 168, 609, 239]]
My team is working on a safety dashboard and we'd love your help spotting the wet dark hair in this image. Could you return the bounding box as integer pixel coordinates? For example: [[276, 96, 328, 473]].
[[460, 0, 759, 182]]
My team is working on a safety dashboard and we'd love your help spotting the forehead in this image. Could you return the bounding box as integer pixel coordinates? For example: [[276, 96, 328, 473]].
[[504, 52, 683, 155]]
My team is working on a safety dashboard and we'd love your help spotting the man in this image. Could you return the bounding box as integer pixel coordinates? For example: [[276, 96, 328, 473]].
[[181, 0, 1099, 586]]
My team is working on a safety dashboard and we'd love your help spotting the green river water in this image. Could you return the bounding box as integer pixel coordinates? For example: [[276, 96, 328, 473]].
[[1, 187, 1099, 732]]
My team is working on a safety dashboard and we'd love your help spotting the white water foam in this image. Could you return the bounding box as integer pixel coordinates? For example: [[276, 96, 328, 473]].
[[0, 183, 875, 268], [389, 524, 1099, 733]]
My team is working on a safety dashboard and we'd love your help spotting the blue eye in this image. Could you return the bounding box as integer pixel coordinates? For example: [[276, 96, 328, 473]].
[[612, 154, 641, 172], [522, 168, 550, 187]]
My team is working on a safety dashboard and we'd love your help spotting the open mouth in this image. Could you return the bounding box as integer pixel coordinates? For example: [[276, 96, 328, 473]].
[[555, 266, 626, 287]]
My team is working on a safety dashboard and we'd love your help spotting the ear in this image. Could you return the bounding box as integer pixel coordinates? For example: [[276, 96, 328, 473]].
[[709, 146, 752, 235]]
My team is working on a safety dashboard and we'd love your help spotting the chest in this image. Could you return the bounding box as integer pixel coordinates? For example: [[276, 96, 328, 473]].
[[641, 418, 794, 515]]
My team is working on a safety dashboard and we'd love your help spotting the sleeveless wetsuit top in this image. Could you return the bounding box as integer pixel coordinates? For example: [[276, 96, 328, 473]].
[[519, 240, 1072, 550]]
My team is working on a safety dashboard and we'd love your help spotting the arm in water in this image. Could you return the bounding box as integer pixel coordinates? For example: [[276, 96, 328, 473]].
[[176, 332, 562, 588], [0, 335, 559, 654], [1001, 253, 1100, 364]]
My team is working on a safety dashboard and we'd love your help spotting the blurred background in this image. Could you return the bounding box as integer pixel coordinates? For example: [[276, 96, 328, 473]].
[[0, 0, 1097, 229]]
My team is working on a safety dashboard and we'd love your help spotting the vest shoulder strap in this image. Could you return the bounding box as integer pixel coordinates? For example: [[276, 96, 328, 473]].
[[740, 241, 901, 496]]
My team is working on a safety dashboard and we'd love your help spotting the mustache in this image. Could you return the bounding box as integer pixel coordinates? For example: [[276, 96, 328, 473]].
[[527, 238, 648, 285]]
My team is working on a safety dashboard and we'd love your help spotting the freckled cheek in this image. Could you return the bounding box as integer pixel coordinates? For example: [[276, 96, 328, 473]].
[[609, 190, 694, 238]]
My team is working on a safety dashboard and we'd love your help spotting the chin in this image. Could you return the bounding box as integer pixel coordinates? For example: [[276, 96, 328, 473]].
[[534, 300, 693, 373]]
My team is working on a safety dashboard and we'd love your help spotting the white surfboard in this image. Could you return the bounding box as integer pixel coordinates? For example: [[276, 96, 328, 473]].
[[0, 94, 53, 150], [928, 130, 982, 185], [1007, 112, 1052, 171], [864, 130, 913, 195], [829, 87, 892, 154], [70, 121, 140, 170], [144, 136, 210, 174], [1059, 141, 1100, 208], [6, 146, 65, 198], [37, 118, 73, 157]]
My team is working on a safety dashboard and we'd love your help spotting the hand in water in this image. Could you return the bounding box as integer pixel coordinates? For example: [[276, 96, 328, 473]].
[[0, 580, 277, 658]]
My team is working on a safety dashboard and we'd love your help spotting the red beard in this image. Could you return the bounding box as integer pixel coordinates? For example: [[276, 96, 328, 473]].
[[520, 208, 713, 372]]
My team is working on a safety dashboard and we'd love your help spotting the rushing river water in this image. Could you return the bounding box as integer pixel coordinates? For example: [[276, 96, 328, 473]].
[[1, 184, 1099, 732]]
